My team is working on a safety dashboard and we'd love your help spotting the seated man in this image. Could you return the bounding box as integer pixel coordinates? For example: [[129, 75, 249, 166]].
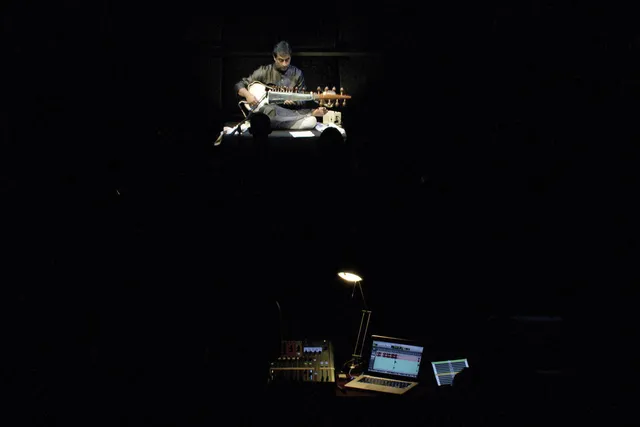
[[234, 40, 327, 130]]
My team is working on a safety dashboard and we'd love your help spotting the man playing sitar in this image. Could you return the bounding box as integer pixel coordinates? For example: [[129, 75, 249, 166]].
[[234, 40, 327, 130]]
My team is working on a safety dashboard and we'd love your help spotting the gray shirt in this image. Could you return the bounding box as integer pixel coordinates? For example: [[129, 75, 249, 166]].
[[234, 63, 315, 109]]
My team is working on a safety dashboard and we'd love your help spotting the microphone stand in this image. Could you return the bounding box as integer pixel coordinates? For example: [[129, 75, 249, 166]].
[[231, 88, 271, 136]]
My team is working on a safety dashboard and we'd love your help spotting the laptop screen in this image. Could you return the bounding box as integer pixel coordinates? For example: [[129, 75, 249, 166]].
[[368, 337, 424, 379]]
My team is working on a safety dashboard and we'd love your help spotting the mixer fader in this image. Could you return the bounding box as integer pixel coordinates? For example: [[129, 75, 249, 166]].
[[268, 339, 335, 384]]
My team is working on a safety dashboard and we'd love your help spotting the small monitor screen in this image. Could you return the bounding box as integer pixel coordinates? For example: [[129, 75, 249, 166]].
[[431, 359, 469, 385], [368, 339, 424, 379]]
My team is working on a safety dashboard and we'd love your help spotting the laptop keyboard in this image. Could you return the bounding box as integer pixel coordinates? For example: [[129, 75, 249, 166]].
[[358, 376, 412, 388]]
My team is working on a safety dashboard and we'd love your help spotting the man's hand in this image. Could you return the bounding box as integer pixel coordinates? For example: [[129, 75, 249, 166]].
[[312, 107, 328, 117], [246, 93, 259, 107], [283, 100, 295, 106]]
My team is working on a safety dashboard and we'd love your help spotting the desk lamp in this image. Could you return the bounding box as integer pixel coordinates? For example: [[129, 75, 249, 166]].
[[338, 271, 372, 376]]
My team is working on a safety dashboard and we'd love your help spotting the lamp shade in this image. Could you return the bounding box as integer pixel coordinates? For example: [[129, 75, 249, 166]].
[[338, 271, 363, 282]]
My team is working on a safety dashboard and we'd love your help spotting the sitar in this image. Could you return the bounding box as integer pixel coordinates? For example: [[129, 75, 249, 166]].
[[239, 81, 352, 116]]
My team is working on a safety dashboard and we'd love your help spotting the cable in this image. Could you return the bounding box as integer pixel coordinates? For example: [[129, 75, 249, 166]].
[[275, 300, 283, 346]]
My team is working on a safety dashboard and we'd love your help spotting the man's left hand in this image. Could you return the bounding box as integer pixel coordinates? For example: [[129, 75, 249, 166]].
[[312, 107, 328, 117]]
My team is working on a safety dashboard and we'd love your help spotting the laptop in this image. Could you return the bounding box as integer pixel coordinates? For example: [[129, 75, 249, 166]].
[[430, 358, 470, 386], [344, 335, 424, 395]]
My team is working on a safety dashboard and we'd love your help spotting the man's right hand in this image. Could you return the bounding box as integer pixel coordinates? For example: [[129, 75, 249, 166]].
[[246, 94, 259, 107]]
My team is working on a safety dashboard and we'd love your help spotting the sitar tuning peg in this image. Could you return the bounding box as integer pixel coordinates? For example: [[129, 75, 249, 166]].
[[323, 86, 334, 109], [316, 86, 323, 107], [329, 86, 340, 108], [340, 87, 347, 107]]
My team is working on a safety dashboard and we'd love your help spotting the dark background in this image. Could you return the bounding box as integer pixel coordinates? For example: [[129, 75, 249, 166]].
[[3, 2, 638, 425]]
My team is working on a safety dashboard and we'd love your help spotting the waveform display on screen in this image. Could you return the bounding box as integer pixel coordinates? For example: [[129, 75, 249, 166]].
[[368, 340, 424, 379]]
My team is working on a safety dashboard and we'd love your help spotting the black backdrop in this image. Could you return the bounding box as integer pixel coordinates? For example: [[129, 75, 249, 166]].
[[4, 3, 638, 425]]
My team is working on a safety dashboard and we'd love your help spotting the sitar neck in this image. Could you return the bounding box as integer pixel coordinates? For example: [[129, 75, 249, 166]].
[[267, 92, 315, 103]]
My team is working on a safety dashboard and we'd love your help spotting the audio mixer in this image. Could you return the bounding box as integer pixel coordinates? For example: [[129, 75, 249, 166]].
[[267, 339, 336, 384]]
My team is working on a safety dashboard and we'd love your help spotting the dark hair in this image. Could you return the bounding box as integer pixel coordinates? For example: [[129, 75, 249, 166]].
[[317, 127, 346, 159], [272, 40, 292, 57], [249, 112, 271, 137]]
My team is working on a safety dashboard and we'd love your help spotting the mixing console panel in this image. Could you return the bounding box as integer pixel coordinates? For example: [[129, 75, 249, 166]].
[[268, 339, 335, 384]]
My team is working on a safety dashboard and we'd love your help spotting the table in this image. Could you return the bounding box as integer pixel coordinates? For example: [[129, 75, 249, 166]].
[[219, 126, 346, 154], [258, 379, 455, 427]]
